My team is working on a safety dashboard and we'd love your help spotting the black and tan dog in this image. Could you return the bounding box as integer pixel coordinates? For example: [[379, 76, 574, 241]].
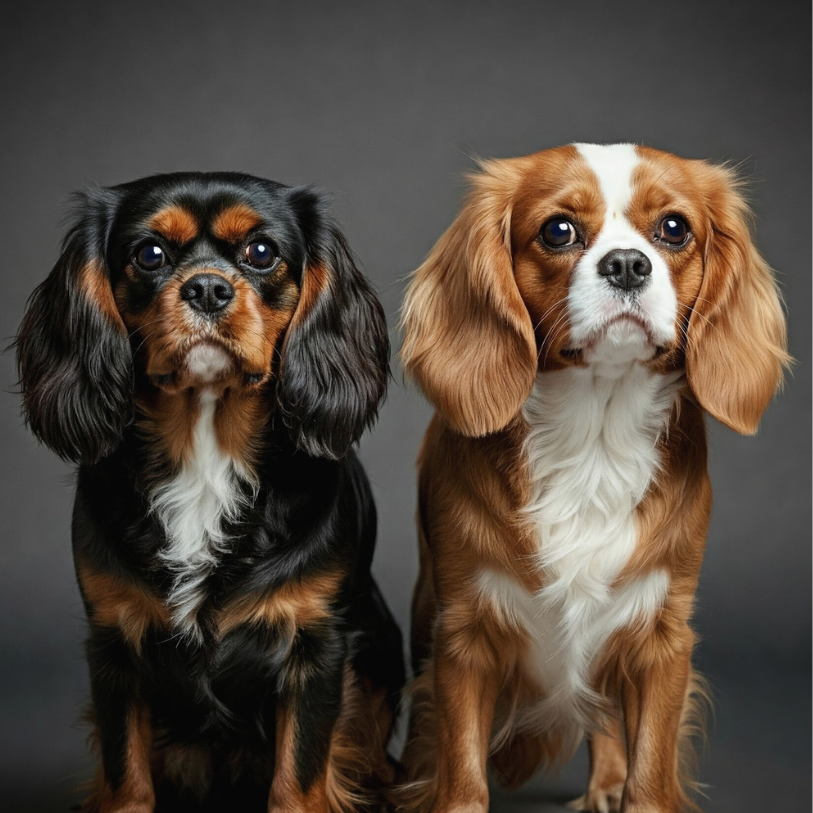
[[17, 173, 404, 812]]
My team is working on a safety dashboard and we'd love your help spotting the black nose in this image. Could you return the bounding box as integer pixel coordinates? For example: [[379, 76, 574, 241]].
[[180, 274, 235, 314], [597, 249, 652, 291]]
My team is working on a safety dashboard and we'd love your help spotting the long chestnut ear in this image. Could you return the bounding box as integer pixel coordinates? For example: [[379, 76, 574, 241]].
[[16, 189, 133, 463], [276, 188, 389, 460], [685, 165, 790, 435], [400, 159, 536, 436]]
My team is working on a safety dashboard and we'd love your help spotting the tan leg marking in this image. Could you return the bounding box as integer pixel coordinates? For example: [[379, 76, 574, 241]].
[[324, 667, 395, 813], [85, 706, 155, 813], [268, 704, 329, 813]]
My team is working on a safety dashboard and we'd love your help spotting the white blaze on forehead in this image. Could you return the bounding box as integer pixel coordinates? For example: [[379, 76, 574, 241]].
[[567, 143, 678, 353], [574, 143, 639, 217]]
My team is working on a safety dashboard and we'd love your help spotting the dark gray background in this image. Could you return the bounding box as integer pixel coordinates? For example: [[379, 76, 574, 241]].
[[1, 1, 809, 811]]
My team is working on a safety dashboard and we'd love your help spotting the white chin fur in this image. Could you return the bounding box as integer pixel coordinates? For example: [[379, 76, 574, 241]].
[[584, 320, 656, 368], [184, 344, 232, 384]]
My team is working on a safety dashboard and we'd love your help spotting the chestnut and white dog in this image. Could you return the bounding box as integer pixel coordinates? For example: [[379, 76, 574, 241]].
[[398, 144, 789, 813]]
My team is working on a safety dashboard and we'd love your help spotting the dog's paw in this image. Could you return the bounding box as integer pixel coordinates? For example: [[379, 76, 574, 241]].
[[567, 782, 624, 813]]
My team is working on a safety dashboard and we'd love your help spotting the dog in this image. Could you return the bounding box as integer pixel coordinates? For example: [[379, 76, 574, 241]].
[[16, 172, 405, 812], [398, 144, 789, 813]]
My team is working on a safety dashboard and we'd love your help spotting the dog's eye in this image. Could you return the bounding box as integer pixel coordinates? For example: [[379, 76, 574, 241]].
[[540, 218, 578, 248], [244, 240, 277, 270], [135, 245, 166, 271], [657, 216, 690, 246]]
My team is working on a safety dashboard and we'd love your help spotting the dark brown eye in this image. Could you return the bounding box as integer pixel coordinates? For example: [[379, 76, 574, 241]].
[[135, 245, 166, 271], [244, 240, 276, 270], [657, 215, 690, 246], [541, 218, 578, 248]]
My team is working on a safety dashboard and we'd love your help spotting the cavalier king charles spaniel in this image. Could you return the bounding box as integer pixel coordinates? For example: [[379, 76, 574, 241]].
[[17, 173, 404, 812], [398, 144, 789, 813]]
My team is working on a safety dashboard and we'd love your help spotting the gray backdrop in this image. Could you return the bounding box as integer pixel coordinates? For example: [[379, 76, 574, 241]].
[[1, 1, 809, 811]]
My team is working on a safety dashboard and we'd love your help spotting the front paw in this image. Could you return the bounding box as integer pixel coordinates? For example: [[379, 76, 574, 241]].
[[567, 781, 624, 813]]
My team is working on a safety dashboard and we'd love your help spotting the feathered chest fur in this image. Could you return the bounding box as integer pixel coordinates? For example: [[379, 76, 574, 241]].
[[479, 352, 682, 741], [149, 391, 258, 638]]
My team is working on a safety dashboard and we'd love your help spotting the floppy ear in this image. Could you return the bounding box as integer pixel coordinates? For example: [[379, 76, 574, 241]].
[[685, 165, 790, 435], [16, 189, 133, 463], [276, 189, 389, 460], [400, 160, 537, 437]]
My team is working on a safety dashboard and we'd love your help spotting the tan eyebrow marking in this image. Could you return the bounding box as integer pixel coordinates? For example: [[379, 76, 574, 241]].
[[147, 205, 199, 244], [211, 203, 263, 242]]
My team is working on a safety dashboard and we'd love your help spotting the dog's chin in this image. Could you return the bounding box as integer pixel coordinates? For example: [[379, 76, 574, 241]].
[[602, 316, 653, 346], [576, 316, 670, 366], [149, 342, 267, 392], [184, 343, 234, 384]]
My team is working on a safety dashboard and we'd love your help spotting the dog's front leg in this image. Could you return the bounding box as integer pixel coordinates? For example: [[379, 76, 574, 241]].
[[620, 622, 695, 813], [431, 614, 501, 813], [86, 631, 155, 813], [569, 717, 627, 813], [268, 627, 346, 813]]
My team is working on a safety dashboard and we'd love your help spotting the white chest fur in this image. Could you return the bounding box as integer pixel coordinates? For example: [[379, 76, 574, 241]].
[[479, 353, 680, 747], [151, 391, 254, 637]]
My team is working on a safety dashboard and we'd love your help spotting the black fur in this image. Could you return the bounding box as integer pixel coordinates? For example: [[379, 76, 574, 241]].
[[16, 189, 133, 463], [74, 436, 404, 808], [16, 173, 404, 810], [278, 187, 390, 460]]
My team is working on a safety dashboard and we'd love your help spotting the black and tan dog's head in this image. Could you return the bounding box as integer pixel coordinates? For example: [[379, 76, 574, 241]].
[[17, 173, 388, 464]]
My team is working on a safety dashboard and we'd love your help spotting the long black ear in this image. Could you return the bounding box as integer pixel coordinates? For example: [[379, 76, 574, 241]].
[[276, 189, 389, 460], [16, 188, 133, 464]]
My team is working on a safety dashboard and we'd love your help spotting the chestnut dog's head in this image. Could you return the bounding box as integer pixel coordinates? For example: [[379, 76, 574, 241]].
[[401, 144, 789, 436], [17, 173, 389, 463]]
